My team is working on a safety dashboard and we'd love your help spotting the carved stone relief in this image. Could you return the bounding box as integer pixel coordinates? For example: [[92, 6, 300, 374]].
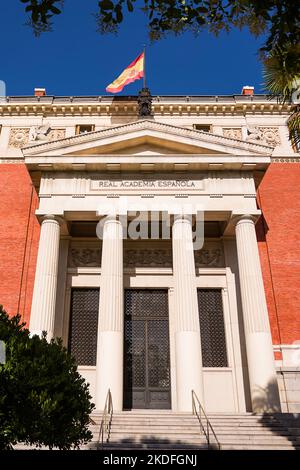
[[68, 242, 225, 268], [223, 128, 242, 140], [8, 126, 66, 148], [247, 127, 281, 147], [8, 128, 30, 148], [124, 249, 172, 267], [29, 124, 66, 142], [69, 247, 102, 267], [194, 247, 224, 267]]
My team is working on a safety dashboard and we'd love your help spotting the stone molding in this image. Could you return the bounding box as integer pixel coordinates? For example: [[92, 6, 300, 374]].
[[0, 97, 291, 119], [22, 119, 274, 156]]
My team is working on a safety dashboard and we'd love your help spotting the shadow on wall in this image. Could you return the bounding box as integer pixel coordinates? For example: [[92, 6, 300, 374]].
[[256, 380, 300, 449], [255, 214, 269, 243], [252, 378, 281, 414]]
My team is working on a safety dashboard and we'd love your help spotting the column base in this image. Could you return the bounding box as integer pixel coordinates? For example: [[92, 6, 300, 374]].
[[247, 331, 281, 413], [95, 331, 124, 411], [175, 331, 203, 412]]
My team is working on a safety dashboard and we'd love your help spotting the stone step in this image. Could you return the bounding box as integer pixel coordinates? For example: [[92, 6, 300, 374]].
[[107, 432, 296, 441], [88, 412, 300, 451], [221, 444, 299, 450], [92, 414, 265, 421], [107, 432, 295, 442], [103, 425, 300, 438], [288, 427, 300, 435], [100, 443, 211, 450], [105, 419, 288, 426]]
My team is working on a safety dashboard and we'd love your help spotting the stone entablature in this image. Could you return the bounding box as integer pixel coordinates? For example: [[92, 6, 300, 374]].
[[39, 171, 256, 198]]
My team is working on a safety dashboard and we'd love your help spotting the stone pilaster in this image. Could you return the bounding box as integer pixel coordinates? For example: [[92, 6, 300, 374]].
[[235, 215, 281, 412], [29, 215, 61, 340], [96, 216, 124, 411], [172, 215, 204, 411]]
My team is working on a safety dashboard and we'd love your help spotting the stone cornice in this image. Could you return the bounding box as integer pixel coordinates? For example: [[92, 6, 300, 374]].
[[22, 119, 273, 157], [271, 156, 300, 162], [0, 95, 291, 117]]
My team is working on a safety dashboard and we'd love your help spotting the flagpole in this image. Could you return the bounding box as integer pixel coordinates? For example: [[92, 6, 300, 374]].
[[143, 44, 146, 89]]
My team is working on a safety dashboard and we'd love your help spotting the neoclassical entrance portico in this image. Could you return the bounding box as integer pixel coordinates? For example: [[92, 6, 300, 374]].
[[24, 119, 281, 413]]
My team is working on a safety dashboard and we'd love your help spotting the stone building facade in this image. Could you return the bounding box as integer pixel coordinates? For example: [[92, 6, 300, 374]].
[[0, 88, 299, 413]]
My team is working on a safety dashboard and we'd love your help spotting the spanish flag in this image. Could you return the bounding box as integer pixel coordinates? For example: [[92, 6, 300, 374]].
[[106, 52, 144, 94]]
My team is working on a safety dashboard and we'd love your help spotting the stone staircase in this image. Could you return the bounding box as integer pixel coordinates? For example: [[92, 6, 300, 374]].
[[87, 411, 300, 450]]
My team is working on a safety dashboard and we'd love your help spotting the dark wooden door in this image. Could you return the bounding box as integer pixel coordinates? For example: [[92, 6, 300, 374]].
[[123, 289, 171, 409]]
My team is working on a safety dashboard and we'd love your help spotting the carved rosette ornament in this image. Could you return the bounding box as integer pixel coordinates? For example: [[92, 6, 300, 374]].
[[9, 128, 30, 148], [247, 126, 280, 147]]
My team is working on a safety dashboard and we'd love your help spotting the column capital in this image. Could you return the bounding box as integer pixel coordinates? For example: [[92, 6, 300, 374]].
[[173, 214, 193, 224], [233, 214, 257, 227], [41, 214, 64, 226], [102, 214, 123, 225]]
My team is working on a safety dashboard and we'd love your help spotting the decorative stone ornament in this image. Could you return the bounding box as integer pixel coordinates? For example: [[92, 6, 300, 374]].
[[223, 128, 243, 140], [247, 127, 281, 147], [8, 128, 30, 148], [9, 126, 66, 148], [137, 88, 153, 118]]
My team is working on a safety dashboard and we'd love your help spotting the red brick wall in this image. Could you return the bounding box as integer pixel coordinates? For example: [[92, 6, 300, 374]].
[[0, 164, 40, 327], [257, 163, 300, 345]]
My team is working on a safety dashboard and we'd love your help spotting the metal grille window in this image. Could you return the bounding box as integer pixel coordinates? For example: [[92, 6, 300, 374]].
[[197, 289, 228, 367], [68, 288, 99, 366]]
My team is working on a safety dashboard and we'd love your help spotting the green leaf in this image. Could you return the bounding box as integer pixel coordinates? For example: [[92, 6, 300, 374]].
[[127, 0, 134, 12]]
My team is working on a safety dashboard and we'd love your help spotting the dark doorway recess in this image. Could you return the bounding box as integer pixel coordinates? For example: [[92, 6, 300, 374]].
[[123, 289, 171, 409]]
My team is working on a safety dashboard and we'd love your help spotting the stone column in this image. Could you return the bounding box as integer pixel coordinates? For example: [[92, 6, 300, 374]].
[[29, 215, 61, 340], [235, 215, 281, 412], [96, 215, 124, 411], [172, 215, 203, 411]]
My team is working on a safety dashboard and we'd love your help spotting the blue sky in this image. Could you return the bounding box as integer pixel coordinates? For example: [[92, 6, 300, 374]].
[[0, 0, 266, 96]]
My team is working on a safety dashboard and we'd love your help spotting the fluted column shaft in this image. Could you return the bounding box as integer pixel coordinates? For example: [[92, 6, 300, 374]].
[[235, 215, 281, 412], [30, 215, 61, 340], [172, 215, 203, 411], [96, 216, 123, 411]]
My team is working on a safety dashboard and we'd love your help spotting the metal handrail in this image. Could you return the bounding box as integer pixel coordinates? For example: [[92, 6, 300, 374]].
[[98, 389, 113, 449], [192, 390, 221, 450]]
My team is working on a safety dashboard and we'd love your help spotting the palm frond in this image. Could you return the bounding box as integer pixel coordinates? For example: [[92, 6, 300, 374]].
[[262, 43, 300, 104], [287, 105, 300, 150]]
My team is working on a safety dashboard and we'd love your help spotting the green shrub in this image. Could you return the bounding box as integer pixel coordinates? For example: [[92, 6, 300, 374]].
[[0, 305, 94, 450]]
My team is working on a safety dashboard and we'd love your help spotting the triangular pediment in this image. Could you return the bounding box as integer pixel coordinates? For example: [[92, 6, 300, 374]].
[[22, 119, 273, 158]]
